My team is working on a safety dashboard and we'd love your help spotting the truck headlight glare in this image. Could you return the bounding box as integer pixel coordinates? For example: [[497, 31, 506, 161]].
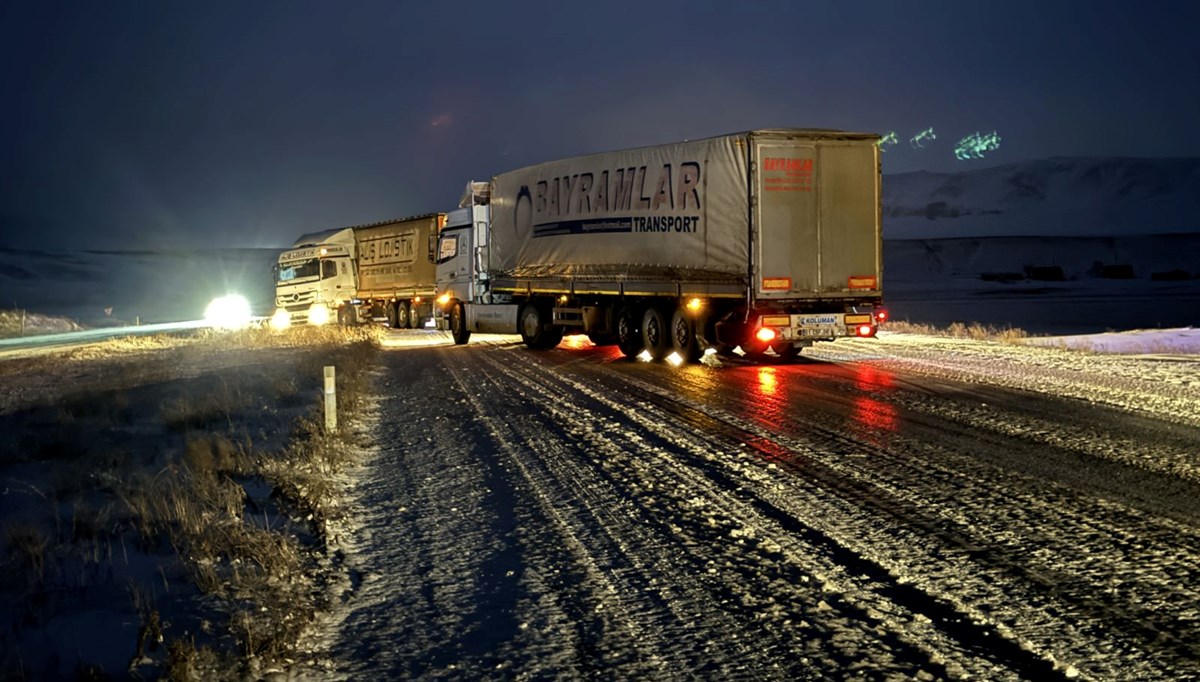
[[270, 308, 291, 331], [308, 303, 331, 326], [205, 294, 252, 330]]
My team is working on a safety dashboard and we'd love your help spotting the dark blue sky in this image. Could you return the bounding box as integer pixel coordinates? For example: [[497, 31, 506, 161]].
[[2, 0, 1197, 249]]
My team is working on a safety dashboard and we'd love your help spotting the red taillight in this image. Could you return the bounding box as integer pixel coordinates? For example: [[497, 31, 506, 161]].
[[756, 327, 778, 343], [857, 324, 875, 337], [876, 309, 888, 323]]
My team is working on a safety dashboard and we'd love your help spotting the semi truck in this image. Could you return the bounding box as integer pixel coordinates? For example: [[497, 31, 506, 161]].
[[271, 213, 443, 329], [434, 128, 885, 361]]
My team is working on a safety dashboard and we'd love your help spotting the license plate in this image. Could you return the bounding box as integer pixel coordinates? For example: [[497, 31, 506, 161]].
[[799, 326, 839, 337]]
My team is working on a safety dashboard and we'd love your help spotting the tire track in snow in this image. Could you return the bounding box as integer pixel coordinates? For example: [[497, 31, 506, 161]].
[[563, 356, 1200, 679], [475, 348, 1011, 679]]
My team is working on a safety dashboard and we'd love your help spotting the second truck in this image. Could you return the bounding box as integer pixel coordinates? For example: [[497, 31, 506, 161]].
[[435, 128, 885, 361], [272, 213, 443, 329]]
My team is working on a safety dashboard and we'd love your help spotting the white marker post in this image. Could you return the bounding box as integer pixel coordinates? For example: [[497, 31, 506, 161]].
[[324, 366, 337, 434]]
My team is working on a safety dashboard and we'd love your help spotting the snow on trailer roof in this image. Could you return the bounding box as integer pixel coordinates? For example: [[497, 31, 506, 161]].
[[289, 212, 442, 248]]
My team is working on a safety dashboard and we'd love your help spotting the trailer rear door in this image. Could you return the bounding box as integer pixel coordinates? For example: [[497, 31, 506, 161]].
[[754, 137, 881, 299]]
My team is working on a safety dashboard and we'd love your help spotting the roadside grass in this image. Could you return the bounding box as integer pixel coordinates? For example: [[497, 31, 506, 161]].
[[884, 320, 1030, 342], [0, 309, 83, 339], [0, 325, 380, 679]]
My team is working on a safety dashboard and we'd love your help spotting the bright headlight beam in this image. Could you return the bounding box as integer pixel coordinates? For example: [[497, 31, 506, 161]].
[[204, 294, 253, 330]]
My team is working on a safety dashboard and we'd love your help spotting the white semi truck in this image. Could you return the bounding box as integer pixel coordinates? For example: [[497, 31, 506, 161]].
[[434, 128, 886, 361], [272, 214, 443, 328]]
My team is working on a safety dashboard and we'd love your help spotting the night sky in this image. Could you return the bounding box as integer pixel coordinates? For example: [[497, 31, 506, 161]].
[[2, 1, 1198, 250]]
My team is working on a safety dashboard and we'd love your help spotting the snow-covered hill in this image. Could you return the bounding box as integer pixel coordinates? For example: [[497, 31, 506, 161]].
[[884, 157, 1200, 239]]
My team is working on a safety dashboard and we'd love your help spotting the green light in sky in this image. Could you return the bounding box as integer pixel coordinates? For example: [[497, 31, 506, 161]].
[[909, 127, 936, 148], [954, 131, 1001, 159]]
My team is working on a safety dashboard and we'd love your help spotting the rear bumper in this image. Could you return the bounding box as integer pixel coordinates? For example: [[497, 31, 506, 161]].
[[715, 310, 879, 347]]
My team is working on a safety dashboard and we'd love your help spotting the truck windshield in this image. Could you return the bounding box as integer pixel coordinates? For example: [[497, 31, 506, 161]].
[[275, 258, 321, 283]]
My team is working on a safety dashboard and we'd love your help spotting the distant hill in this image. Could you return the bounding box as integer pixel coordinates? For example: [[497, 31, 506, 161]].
[[883, 157, 1200, 239]]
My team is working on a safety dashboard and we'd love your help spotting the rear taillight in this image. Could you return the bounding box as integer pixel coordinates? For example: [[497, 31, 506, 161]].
[[875, 309, 888, 323], [856, 324, 876, 337], [756, 327, 778, 343]]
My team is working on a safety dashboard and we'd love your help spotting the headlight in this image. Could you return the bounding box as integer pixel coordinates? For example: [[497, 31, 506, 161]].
[[205, 294, 252, 330], [270, 308, 291, 331], [308, 303, 331, 326]]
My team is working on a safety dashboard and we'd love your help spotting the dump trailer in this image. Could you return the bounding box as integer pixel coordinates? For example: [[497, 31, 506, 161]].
[[272, 214, 444, 328], [434, 129, 884, 360]]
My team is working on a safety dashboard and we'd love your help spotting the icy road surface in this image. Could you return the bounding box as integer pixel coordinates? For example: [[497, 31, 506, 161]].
[[319, 333, 1200, 680]]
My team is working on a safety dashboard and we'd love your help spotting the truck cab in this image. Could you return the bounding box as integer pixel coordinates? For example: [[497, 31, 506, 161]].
[[435, 184, 494, 344], [271, 228, 357, 328]]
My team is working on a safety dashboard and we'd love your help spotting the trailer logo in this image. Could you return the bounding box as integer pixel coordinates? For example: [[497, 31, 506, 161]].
[[762, 156, 814, 192], [525, 162, 703, 238]]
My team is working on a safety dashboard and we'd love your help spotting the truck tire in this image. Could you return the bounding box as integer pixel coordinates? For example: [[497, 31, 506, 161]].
[[519, 304, 563, 350], [387, 302, 399, 328], [397, 301, 412, 329], [670, 306, 702, 363], [449, 302, 471, 345], [615, 305, 643, 359], [641, 306, 671, 361]]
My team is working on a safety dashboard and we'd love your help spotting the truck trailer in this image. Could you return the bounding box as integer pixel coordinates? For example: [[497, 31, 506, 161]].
[[272, 214, 443, 329], [435, 128, 885, 361]]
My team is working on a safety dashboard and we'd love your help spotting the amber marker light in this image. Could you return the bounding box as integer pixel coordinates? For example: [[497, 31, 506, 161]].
[[686, 298, 703, 312]]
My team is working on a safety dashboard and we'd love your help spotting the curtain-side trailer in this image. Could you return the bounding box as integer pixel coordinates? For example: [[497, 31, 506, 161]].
[[434, 129, 885, 361]]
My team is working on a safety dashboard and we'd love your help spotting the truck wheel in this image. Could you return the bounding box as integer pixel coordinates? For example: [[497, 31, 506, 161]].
[[670, 307, 702, 363], [520, 304, 562, 349], [387, 302, 399, 328], [614, 305, 642, 358], [641, 306, 671, 361], [449, 302, 470, 345], [397, 301, 412, 329]]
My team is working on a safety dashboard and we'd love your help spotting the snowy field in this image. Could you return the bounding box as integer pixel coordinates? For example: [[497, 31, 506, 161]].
[[1, 329, 1198, 677]]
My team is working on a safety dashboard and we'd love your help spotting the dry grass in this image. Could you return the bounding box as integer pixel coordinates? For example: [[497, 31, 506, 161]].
[[0, 309, 83, 338], [885, 320, 1030, 342], [2, 323, 382, 676]]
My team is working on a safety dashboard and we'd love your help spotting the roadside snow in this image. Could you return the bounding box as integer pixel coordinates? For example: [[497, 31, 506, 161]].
[[806, 329, 1200, 428], [1023, 327, 1200, 355]]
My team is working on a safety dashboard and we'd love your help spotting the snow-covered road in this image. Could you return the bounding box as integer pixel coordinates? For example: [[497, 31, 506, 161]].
[[319, 333, 1200, 680]]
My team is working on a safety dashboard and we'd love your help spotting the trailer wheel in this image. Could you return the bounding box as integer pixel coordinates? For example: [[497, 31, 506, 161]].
[[670, 307, 702, 363], [387, 302, 399, 328], [449, 302, 470, 345], [641, 306, 671, 361], [397, 301, 412, 329], [615, 305, 642, 359]]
